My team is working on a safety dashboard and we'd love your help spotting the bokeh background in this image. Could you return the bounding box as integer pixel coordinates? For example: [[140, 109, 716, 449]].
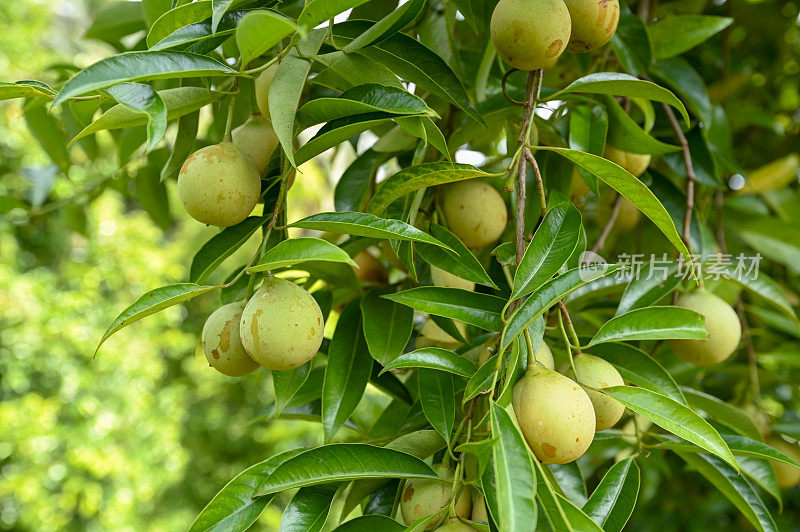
[[1, 0, 799, 531]]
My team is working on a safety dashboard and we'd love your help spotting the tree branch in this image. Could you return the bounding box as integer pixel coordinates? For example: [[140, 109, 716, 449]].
[[661, 102, 696, 251], [589, 194, 622, 257]]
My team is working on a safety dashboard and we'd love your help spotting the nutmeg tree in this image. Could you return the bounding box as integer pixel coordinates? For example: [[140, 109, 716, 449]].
[[3, 0, 800, 530]]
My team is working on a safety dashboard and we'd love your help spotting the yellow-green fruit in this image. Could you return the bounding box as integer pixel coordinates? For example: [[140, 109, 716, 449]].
[[255, 63, 278, 120], [353, 251, 389, 284], [434, 518, 478, 532], [441, 181, 507, 249], [471, 493, 488, 523], [431, 266, 475, 291], [668, 289, 742, 366], [597, 195, 641, 234], [513, 364, 596, 463], [177, 141, 261, 227], [400, 464, 471, 528], [239, 277, 324, 370], [570, 168, 591, 200], [564, 0, 619, 53], [418, 318, 467, 347], [566, 353, 625, 431], [603, 144, 651, 177], [232, 115, 279, 175], [767, 438, 800, 489], [490, 0, 572, 71], [201, 301, 259, 377]]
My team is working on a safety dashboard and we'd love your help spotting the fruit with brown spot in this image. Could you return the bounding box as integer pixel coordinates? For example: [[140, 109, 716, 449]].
[[441, 181, 507, 249], [232, 115, 279, 176], [201, 301, 259, 376], [177, 141, 261, 227], [400, 464, 471, 528], [565, 353, 625, 430], [239, 276, 324, 370], [513, 364, 596, 463], [490, 0, 572, 71], [563, 0, 620, 53], [668, 289, 742, 366]]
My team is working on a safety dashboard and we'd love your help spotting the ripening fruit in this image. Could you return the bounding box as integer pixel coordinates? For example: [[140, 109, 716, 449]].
[[255, 63, 278, 120], [570, 168, 591, 200], [668, 289, 742, 366], [353, 250, 389, 283], [513, 364, 596, 463], [400, 464, 471, 528], [596, 194, 641, 234], [471, 493, 488, 523], [434, 518, 479, 532], [177, 141, 261, 227], [201, 301, 259, 377], [565, 353, 625, 431], [604, 144, 651, 177], [232, 115, 279, 175], [431, 266, 475, 291], [240, 276, 324, 370], [490, 0, 572, 71], [478, 336, 554, 370], [563, 0, 620, 53], [767, 438, 800, 489], [441, 181, 507, 249]]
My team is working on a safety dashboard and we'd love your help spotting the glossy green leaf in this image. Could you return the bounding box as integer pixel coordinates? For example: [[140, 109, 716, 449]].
[[512, 203, 582, 301], [159, 87, 200, 181], [604, 96, 680, 155], [273, 363, 311, 416], [334, 515, 404, 531], [235, 10, 298, 65], [650, 16, 733, 59], [323, 299, 373, 441], [23, 103, 71, 173], [298, 83, 432, 127], [147, 0, 213, 47], [652, 57, 713, 127], [343, 0, 425, 53], [256, 444, 438, 495], [582, 458, 639, 532], [150, 10, 247, 51], [85, 1, 146, 43], [463, 355, 497, 403], [681, 388, 764, 441], [714, 262, 797, 322], [334, 150, 383, 212], [568, 105, 606, 194], [609, 8, 651, 75], [416, 223, 497, 289], [279, 484, 338, 532], [588, 307, 707, 346], [418, 369, 455, 443], [616, 262, 680, 315], [96, 283, 220, 355], [247, 237, 355, 274], [295, 113, 395, 165], [211, 0, 236, 34], [534, 459, 603, 532], [314, 51, 402, 90], [604, 386, 737, 469], [538, 148, 691, 260], [549, 463, 587, 507], [297, 0, 370, 30], [360, 287, 414, 365], [380, 348, 476, 378], [657, 434, 800, 469], [367, 162, 494, 214], [383, 287, 505, 331], [290, 212, 452, 250], [0, 81, 55, 100], [106, 82, 166, 152]]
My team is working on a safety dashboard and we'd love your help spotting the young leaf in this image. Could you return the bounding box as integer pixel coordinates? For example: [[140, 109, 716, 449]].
[[380, 348, 477, 378], [235, 10, 298, 65], [511, 203, 582, 300], [247, 237, 356, 274], [360, 288, 414, 365], [323, 299, 373, 441], [650, 16, 733, 60], [367, 162, 495, 214], [416, 223, 497, 289], [53, 51, 236, 106], [603, 386, 738, 470], [279, 484, 338, 532], [587, 307, 707, 346], [581, 458, 640, 532], [290, 212, 452, 250], [96, 283, 220, 355], [256, 444, 438, 496], [418, 369, 455, 443], [383, 287, 505, 331]]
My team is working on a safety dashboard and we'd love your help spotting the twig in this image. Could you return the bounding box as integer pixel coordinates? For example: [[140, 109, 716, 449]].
[[736, 297, 760, 401], [661, 102, 696, 250], [524, 148, 547, 220], [589, 194, 622, 256]]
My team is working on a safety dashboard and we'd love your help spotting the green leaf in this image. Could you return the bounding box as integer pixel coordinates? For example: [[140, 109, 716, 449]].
[[486, 402, 537, 530], [256, 444, 438, 495], [279, 484, 338, 532], [675, 452, 777, 532], [568, 105, 606, 194], [23, 102, 71, 173], [383, 287, 505, 331], [333, 21, 482, 124], [370, 365, 412, 405], [367, 162, 495, 214], [500, 264, 624, 354], [334, 515, 404, 531], [512, 203, 582, 300], [545, 73, 689, 126], [713, 263, 797, 322], [360, 288, 414, 365], [549, 462, 587, 506], [147, 1, 213, 47], [418, 369, 455, 443], [323, 299, 373, 441], [72, 86, 217, 143], [463, 355, 497, 403], [314, 51, 402, 90], [160, 87, 200, 182], [609, 8, 651, 75], [189, 448, 305, 532], [585, 343, 686, 405], [616, 261, 680, 315], [53, 51, 235, 107], [335, 150, 383, 212], [298, 83, 432, 126], [650, 16, 733, 60], [343, 0, 425, 53], [604, 96, 681, 155], [247, 237, 356, 274], [652, 57, 712, 127], [190, 217, 266, 283], [657, 434, 800, 469], [295, 113, 395, 165], [681, 388, 764, 441], [581, 458, 639, 532], [211, 0, 236, 34], [290, 212, 452, 250], [235, 10, 298, 65], [416, 223, 497, 289], [587, 307, 707, 346], [380, 348, 476, 378], [534, 459, 603, 532], [0, 81, 55, 100], [96, 283, 220, 355], [106, 82, 166, 152], [85, 1, 146, 43], [273, 363, 311, 416], [150, 10, 247, 51], [538, 148, 691, 260], [604, 386, 737, 470], [297, 0, 370, 31]]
